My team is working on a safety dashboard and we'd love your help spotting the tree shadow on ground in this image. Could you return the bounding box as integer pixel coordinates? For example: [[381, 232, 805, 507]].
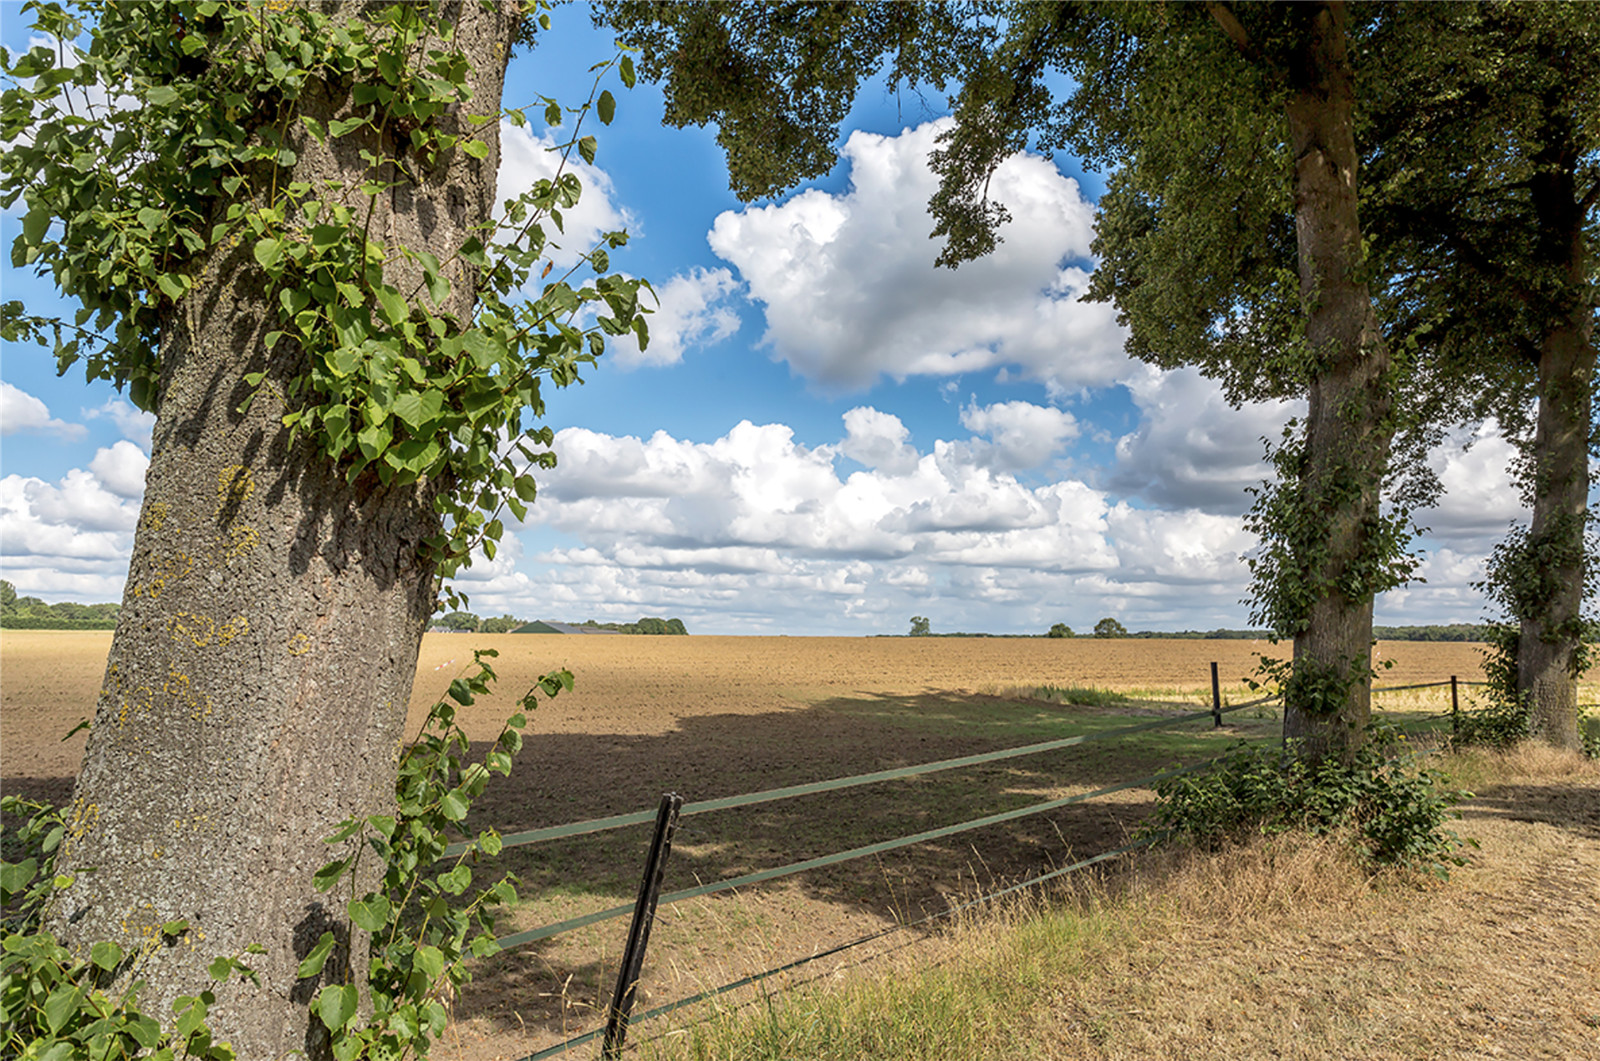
[[445, 689, 1258, 1047], [1458, 781, 1600, 840]]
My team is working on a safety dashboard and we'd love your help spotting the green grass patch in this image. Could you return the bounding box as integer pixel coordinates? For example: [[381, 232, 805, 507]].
[[1033, 684, 1136, 707]]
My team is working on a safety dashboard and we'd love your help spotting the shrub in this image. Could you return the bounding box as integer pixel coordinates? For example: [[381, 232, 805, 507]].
[[1142, 728, 1471, 877], [1452, 695, 1531, 750]]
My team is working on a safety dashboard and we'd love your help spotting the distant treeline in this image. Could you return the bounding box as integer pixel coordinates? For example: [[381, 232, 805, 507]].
[[0, 581, 119, 629], [436, 611, 689, 635], [1129, 625, 1494, 641], [569, 617, 688, 635], [887, 624, 1500, 641]]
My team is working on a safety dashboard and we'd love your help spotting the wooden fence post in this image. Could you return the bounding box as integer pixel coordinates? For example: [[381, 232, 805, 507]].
[[1211, 662, 1222, 728], [1450, 675, 1459, 740], [602, 792, 683, 1061]]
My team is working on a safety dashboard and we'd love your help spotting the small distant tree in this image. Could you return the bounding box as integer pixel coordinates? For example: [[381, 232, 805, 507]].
[[479, 614, 520, 634], [437, 611, 480, 632], [0, 580, 15, 613], [909, 615, 932, 637], [664, 617, 688, 635], [1048, 623, 1073, 639], [1094, 617, 1128, 639]]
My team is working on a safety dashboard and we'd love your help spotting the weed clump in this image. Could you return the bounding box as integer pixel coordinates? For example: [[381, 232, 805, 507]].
[[1142, 728, 1470, 877], [1033, 685, 1135, 708]]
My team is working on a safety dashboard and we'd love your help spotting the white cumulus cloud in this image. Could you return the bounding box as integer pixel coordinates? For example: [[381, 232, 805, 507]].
[[88, 441, 149, 499], [840, 406, 920, 474], [82, 397, 156, 451], [958, 399, 1079, 471], [610, 266, 741, 368], [1, 381, 86, 441], [457, 415, 1264, 635], [1112, 366, 1297, 515], [706, 120, 1129, 393]]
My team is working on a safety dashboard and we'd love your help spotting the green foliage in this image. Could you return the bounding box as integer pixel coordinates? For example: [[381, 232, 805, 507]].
[[0, 582, 120, 628], [599, 2, 983, 202], [1476, 620, 1522, 712], [1451, 694, 1531, 751], [1244, 431, 1422, 640], [909, 616, 931, 637], [1092, 617, 1127, 639], [1046, 622, 1073, 639], [477, 615, 519, 634], [1477, 520, 1595, 687], [435, 612, 480, 633], [0, 0, 650, 591], [1143, 728, 1471, 876], [563, 616, 688, 634], [303, 650, 570, 1061], [1249, 651, 1386, 721], [2, 797, 259, 1060], [1032, 685, 1133, 708], [1581, 706, 1600, 760]]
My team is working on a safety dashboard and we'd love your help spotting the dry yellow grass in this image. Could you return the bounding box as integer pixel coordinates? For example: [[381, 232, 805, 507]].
[[628, 746, 1600, 1061]]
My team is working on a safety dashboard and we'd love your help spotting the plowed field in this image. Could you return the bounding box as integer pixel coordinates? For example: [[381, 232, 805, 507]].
[[1, 631, 1491, 792]]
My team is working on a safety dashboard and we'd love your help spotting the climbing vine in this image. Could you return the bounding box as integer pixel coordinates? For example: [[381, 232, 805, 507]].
[[1, 0, 649, 594]]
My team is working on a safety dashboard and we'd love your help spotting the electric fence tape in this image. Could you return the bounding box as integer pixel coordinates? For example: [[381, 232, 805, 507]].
[[490, 756, 1227, 951], [515, 832, 1167, 1061], [443, 693, 1279, 860]]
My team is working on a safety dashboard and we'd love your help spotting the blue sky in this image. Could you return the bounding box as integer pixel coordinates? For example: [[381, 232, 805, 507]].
[[0, 4, 1528, 635]]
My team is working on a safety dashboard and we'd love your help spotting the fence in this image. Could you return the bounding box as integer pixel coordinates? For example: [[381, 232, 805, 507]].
[[449, 671, 1484, 1060]]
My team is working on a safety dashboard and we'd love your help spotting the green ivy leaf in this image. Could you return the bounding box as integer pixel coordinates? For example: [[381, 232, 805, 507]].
[[253, 238, 284, 270], [375, 285, 408, 328], [313, 857, 350, 893], [347, 895, 390, 932], [297, 930, 337, 979], [42, 983, 85, 1034], [414, 945, 445, 982], [90, 940, 124, 972], [315, 983, 359, 1033]]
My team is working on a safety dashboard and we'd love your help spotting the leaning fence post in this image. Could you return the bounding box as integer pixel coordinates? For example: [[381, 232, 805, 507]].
[[1450, 675, 1459, 739], [1211, 662, 1222, 728], [601, 792, 684, 1061]]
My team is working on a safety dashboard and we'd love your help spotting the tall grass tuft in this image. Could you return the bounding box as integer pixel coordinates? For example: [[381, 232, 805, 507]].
[[1032, 685, 1136, 708]]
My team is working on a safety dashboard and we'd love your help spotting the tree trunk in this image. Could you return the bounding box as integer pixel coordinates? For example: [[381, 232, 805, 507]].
[[1519, 112, 1594, 752], [46, 5, 520, 1058], [1279, 2, 1392, 759]]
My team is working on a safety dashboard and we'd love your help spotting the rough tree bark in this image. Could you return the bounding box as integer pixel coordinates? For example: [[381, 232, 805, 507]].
[[1520, 105, 1594, 751], [45, 4, 521, 1057], [1282, 3, 1391, 757], [1215, 1, 1392, 757]]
